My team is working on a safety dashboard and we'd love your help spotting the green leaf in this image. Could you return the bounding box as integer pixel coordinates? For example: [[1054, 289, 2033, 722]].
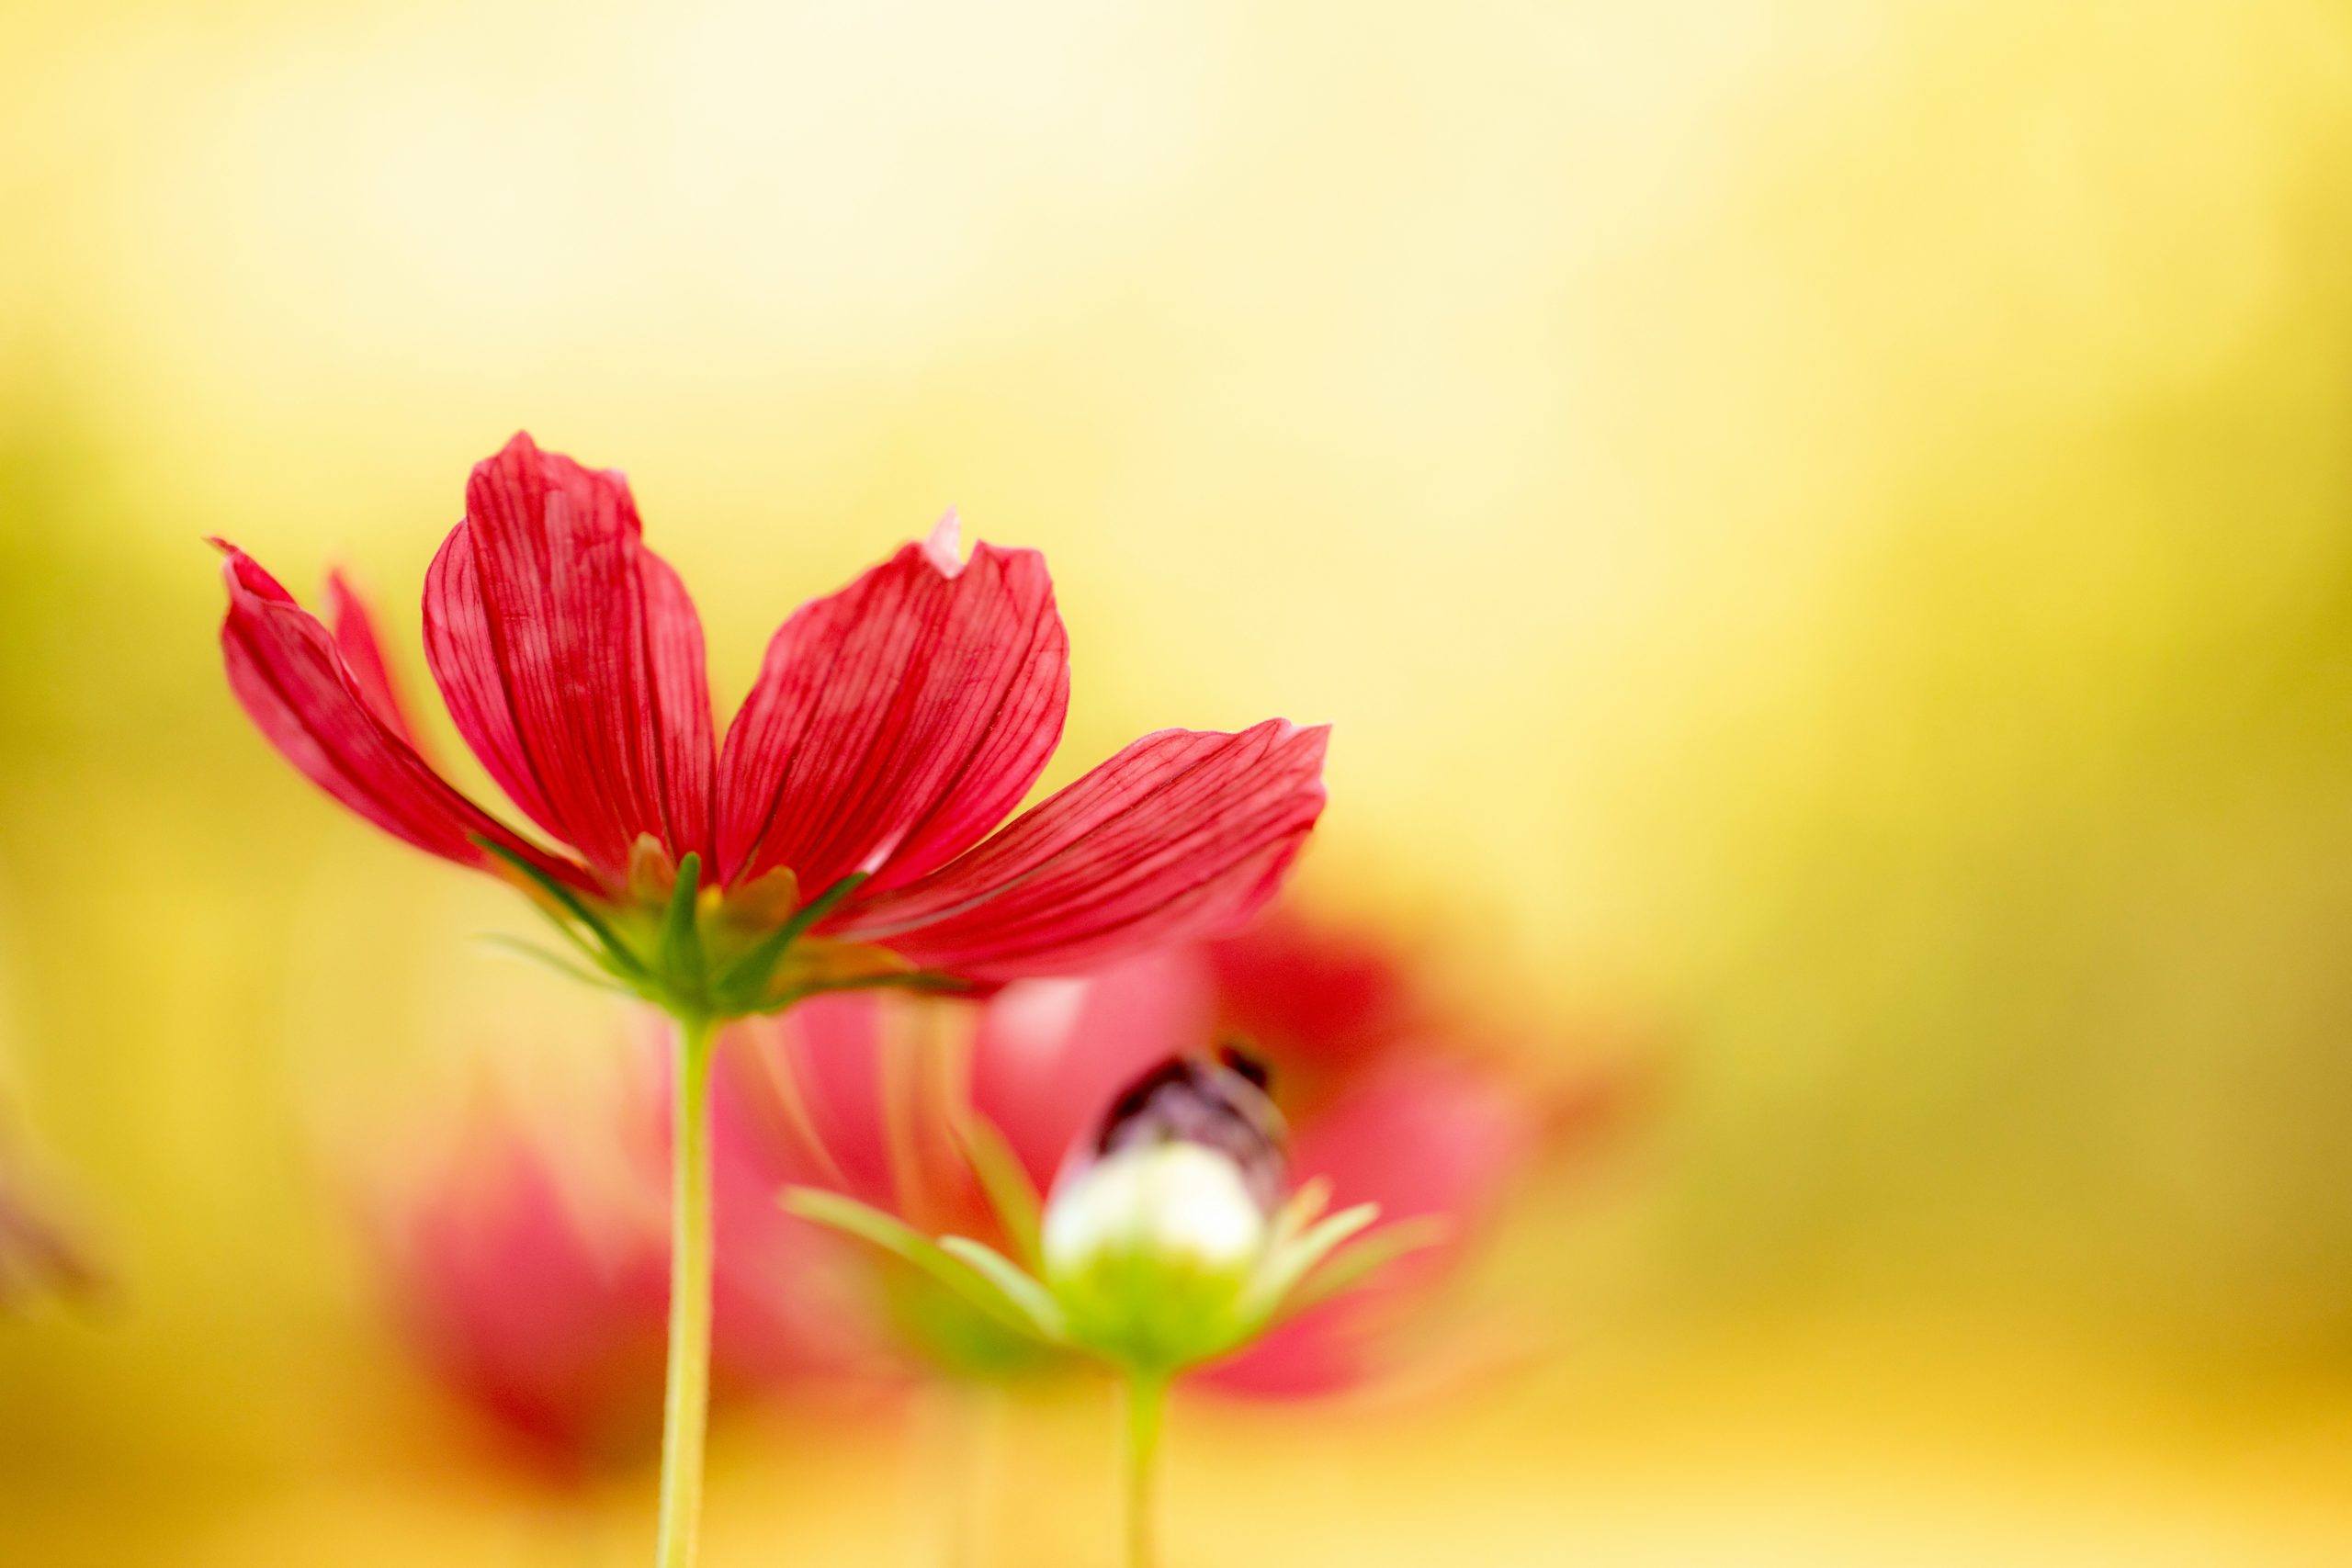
[[781, 1188, 1057, 1344], [938, 1236, 1066, 1340], [1235, 1201, 1380, 1327], [472, 838, 648, 979], [950, 1114, 1045, 1270], [1270, 1215, 1450, 1325]]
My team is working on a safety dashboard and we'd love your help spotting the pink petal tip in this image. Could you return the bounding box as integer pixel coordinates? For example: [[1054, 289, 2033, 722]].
[[922, 510, 965, 577]]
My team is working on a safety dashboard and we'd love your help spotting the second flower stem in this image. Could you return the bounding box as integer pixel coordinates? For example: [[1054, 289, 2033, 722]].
[[1122, 1371, 1168, 1568], [655, 1010, 718, 1568]]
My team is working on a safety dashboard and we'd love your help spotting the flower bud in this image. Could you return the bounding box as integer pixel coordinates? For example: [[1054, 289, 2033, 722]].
[[1041, 1052, 1286, 1370]]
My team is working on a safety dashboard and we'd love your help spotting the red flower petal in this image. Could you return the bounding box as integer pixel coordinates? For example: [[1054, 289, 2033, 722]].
[[424, 434, 715, 883], [423, 527, 558, 841], [216, 542, 593, 887], [325, 569, 424, 753], [1204, 910, 1423, 1069], [716, 515, 1069, 896], [831, 720, 1329, 981]]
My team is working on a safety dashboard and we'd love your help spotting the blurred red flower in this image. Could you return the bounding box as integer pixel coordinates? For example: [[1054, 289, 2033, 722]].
[[718, 908, 1632, 1396], [365, 1055, 877, 1482], [371, 1086, 672, 1482], [366, 908, 1641, 1457]]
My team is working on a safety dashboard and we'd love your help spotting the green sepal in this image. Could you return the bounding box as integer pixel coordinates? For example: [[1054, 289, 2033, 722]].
[[474, 933, 638, 995], [656, 852, 706, 998], [782, 1188, 1059, 1345], [490, 884, 625, 976], [471, 837, 649, 980], [1271, 1215, 1449, 1325], [1263, 1177, 1333, 1257], [939, 1236, 1066, 1339], [1234, 1201, 1380, 1328], [711, 872, 868, 1010]]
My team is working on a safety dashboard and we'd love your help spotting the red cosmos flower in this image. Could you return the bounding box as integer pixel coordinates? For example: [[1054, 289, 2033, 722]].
[[215, 432, 1329, 1009], [217, 433, 1327, 1563], [718, 908, 1589, 1395]]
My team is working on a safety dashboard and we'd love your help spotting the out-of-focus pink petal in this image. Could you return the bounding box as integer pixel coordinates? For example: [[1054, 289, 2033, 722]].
[[374, 1035, 885, 1478], [831, 721, 1329, 981], [216, 542, 593, 887], [383, 1101, 673, 1478], [715, 999, 895, 1209], [967, 948, 1218, 1185], [714, 998, 988, 1239], [324, 570, 424, 753], [424, 434, 715, 881], [716, 519, 1068, 896], [707, 1032, 900, 1386], [706, 1008, 968, 1383], [1205, 1058, 1533, 1397], [1205, 910, 1421, 1070]]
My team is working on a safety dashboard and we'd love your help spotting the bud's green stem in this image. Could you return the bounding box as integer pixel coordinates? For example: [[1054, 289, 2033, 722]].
[[1123, 1371, 1168, 1568]]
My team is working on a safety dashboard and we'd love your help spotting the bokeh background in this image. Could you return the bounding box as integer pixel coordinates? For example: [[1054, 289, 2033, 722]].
[[6, 0, 2352, 1562]]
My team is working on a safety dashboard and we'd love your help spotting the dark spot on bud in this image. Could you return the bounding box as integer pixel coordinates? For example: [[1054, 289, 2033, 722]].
[[1093, 1052, 1288, 1211], [1217, 1041, 1273, 1093]]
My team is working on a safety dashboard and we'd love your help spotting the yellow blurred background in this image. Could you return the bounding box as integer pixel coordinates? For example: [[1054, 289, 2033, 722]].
[[6, 0, 2352, 1562]]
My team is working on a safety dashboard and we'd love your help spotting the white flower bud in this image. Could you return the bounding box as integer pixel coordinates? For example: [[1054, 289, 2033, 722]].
[[1036, 1051, 1288, 1369], [1043, 1141, 1269, 1280]]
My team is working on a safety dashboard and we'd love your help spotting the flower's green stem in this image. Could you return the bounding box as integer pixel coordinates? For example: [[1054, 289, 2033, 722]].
[[1122, 1371, 1168, 1568], [655, 1010, 718, 1568]]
